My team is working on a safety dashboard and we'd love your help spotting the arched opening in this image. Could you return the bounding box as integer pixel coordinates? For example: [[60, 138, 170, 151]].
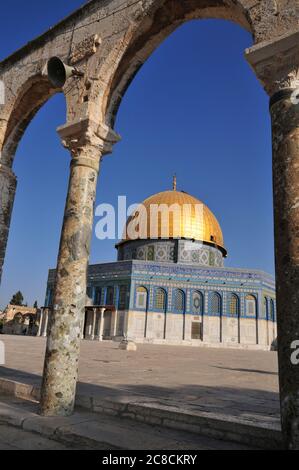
[[88, 15, 275, 425], [245, 294, 258, 344], [103, 0, 253, 127], [0, 79, 67, 310], [153, 287, 167, 340], [13, 312, 23, 324], [1, 76, 58, 165], [192, 290, 204, 340], [210, 291, 222, 342], [173, 288, 186, 339], [135, 286, 149, 338], [93, 16, 273, 278], [228, 293, 240, 343]]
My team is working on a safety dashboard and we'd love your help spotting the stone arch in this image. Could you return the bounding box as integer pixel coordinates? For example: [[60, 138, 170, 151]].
[[1, 75, 60, 166], [13, 312, 23, 324], [101, 0, 255, 128]]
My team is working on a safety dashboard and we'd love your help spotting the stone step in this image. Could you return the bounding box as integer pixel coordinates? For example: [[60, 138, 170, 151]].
[[0, 394, 254, 450], [0, 377, 283, 449]]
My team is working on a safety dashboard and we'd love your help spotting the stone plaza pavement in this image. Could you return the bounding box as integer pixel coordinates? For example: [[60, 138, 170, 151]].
[[0, 335, 280, 422]]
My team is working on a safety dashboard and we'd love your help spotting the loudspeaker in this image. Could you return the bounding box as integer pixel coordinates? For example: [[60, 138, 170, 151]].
[[47, 57, 82, 88]]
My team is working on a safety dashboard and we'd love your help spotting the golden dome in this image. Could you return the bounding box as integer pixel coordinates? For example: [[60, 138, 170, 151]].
[[122, 187, 227, 256]]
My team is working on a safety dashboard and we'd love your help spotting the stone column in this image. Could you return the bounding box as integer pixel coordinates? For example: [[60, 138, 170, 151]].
[[80, 309, 86, 340], [40, 120, 119, 417], [91, 308, 97, 340], [112, 310, 118, 337], [37, 309, 44, 337], [42, 309, 49, 337], [98, 308, 105, 341], [0, 164, 17, 285], [246, 31, 299, 449]]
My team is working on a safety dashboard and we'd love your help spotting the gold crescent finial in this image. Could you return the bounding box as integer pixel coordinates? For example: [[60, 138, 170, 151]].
[[173, 174, 177, 191]]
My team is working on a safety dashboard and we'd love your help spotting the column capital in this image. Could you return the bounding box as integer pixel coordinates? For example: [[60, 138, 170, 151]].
[[57, 118, 121, 165], [246, 30, 299, 102]]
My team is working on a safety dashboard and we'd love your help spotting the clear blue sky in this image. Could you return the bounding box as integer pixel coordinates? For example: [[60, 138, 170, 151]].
[[0, 1, 274, 309]]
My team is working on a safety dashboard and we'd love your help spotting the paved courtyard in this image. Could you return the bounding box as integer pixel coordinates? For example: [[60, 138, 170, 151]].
[[0, 423, 76, 450], [0, 335, 280, 421]]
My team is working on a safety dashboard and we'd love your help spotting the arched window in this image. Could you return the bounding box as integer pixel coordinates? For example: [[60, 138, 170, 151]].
[[269, 299, 275, 322], [46, 289, 54, 307], [14, 313, 23, 324], [192, 291, 203, 314], [264, 297, 268, 318], [94, 287, 102, 305], [106, 286, 114, 305], [154, 288, 166, 311], [136, 286, 148, 310], [174, 289, 185, 313], [86, 286, 93, 300], [118, 285, 127, 310], [246, 295, 257, 317], [211, 292, 221, 315], [229, 294, 239, 317]]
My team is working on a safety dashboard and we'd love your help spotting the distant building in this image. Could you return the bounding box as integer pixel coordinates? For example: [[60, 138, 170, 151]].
[[2, 304, 39, 336], [45, 183, 277, 349]]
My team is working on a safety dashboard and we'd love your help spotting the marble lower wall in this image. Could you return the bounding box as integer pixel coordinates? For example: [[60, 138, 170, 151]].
[[126, 310, 277, 350]]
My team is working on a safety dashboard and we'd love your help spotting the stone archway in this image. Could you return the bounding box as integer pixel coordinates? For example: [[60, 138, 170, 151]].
[[0, 0, 298, 448], [102, 0, 254, 129]]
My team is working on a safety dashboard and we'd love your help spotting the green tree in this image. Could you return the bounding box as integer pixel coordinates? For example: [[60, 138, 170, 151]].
[[10, 291, 24, 306], [33, 301, 38, 309]]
